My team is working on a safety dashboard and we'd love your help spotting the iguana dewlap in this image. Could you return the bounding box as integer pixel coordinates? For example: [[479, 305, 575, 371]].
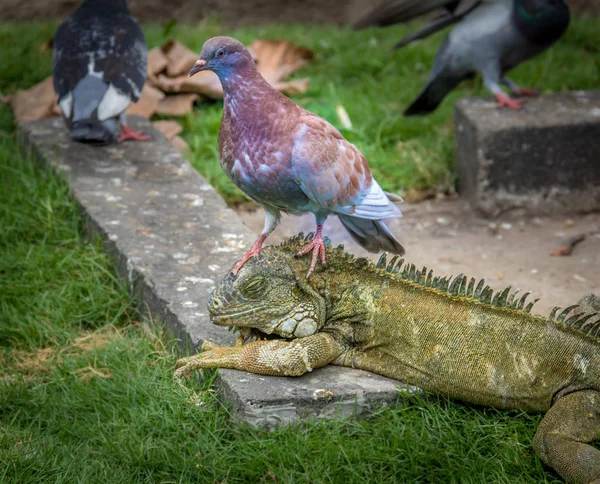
[[176, 234, 600, 483]]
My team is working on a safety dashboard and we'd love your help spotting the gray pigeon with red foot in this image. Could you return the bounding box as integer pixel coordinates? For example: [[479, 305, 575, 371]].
[[189, 36, 405, 277], [354, 0, 570, 115], [53, 0, 149, 145]]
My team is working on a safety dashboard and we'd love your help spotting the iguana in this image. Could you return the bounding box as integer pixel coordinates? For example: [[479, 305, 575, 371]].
[[175, 234, 600, 483]]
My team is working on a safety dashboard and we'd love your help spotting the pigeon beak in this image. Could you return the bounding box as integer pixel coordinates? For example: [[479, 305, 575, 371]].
[[188, 59, 207, 77]]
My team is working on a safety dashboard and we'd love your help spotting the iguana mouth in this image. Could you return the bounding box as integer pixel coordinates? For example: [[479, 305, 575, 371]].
[[209, 302, 281, 326]]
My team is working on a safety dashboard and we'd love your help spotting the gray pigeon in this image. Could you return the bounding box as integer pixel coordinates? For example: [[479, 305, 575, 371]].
[[354, 0, 570, 115], [53, 0, 149, 145]]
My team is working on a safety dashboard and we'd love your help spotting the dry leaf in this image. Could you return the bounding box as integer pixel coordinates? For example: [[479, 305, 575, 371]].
[[151, 71, 223, 99], [162, 40, 198, 78], [272, 78, 311, 96], [126, 84, 165, 118], [155, 93, 198, 116], [8, 77, 59, 123], [248, 39, 313, 84], [152, 121, 189, 153], [148, 47, 169, 76], [152, 120, 183, 140], [171, 135, 190, 153]]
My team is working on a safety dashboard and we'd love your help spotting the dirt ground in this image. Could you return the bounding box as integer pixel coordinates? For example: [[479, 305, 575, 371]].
[[237, 200, 600, 316]]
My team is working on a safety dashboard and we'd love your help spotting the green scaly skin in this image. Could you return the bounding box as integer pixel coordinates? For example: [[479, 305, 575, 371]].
[[176, 234, 600, 483]]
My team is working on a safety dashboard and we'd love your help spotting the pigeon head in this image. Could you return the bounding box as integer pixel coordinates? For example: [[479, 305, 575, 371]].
[[514, 0, 569, 44], [189, 36, 255, 79]]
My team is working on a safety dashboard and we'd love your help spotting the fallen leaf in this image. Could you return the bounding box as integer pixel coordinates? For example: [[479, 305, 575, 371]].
[[248, 39, 313, 84], [155, 93, 198, 116], [151, 71, 223, 99], [152, 120, 183, 140], [126, 84, 165, 118], [148, 47, 169, 76], [271, 78, 310, 96], [495, 271, 504, 280], [162, 40, 198, 78], [7, 77, 59, 123], [171, 135, 190, 154]]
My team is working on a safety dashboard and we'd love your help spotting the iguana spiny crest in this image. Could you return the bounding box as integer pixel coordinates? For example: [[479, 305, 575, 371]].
[[209, 233, 600, 342]]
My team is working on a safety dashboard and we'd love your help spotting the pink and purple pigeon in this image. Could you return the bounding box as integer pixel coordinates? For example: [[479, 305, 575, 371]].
[[189, 36, 404, 277]]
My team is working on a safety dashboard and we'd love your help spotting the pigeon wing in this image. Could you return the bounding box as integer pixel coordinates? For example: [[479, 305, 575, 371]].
[[291, 113, 399, 220]]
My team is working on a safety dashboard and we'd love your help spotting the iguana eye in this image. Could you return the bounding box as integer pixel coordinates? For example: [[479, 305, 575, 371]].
[[240, 277, 267, 299]]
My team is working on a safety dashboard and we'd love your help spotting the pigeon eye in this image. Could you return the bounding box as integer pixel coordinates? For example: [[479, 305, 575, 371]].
[[216, 48, 226, 58]]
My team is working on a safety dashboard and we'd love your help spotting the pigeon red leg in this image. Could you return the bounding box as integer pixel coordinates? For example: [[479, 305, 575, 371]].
[[119, 124, 151, 142], [232, 209, 279, 276], [501, 77, 539, 98], [231, 233, 268, 276], [297, 224, 327, 278], [495, 93, 524, 110]]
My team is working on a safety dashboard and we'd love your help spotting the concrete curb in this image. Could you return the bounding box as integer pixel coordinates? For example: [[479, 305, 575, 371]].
[[19, 115, 407, 430], [454, 91, 600, 216]]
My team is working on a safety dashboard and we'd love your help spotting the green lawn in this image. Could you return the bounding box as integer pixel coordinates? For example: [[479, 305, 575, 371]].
[[1, 17, 598, 482]]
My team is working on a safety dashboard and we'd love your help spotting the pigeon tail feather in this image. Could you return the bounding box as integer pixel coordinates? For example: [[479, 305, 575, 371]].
[[404, 74, 461, 116], [338, 215, 405, 255], [70, 119, 117, 145], [393, 13, 458, 49]]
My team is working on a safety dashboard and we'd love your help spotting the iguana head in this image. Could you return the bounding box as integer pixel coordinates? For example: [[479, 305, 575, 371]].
[[208, 246, 326, 339]]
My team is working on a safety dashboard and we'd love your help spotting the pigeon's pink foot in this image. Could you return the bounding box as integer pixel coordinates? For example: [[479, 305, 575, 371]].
[[296, 227, 326, 278], [119, 124, 151, 142], [512, 87, 539, 97], [495, 93, 524, 110], [231, 234, 268, 276]]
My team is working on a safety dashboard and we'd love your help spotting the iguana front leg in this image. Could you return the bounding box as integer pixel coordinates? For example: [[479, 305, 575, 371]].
[[533, 389, 600, 483], [174, 333, 343, 379]]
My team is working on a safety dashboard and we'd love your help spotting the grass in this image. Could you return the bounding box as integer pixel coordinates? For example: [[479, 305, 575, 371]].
[[0, 122, 565, 484], [1, 17, 600, 204], [0, 17, 598, 482]]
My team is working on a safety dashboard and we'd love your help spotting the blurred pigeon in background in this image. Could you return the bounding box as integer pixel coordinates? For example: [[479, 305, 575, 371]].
[[53, 0, 149, 144], [189, 36, 404, 277], [354, 0, 570, 115]]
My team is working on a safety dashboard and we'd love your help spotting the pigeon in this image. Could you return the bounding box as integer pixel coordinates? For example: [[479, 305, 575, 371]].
[[188, 36, 404, 277], [354, 0, 570, 115], [53, 0, 149, 145]]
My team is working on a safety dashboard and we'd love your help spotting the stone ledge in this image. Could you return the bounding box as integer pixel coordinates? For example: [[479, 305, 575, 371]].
[[19, 115, 406, 430], [454, 91, 600, 217]]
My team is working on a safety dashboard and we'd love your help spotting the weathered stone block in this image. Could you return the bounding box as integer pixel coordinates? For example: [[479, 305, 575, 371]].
[[454, 91, 600, 216]]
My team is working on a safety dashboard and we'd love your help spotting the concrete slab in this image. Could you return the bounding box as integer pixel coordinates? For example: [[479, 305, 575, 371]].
[[454, 91, 600, 216], [19, 115, 406, 430]]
